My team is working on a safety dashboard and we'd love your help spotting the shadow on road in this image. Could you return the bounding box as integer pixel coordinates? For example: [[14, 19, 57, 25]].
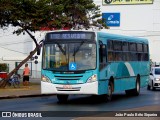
[[55, 92, 139, 105]]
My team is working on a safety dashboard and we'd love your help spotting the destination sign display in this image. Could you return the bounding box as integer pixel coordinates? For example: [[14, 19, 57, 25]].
[[46, 32, 95, 41]]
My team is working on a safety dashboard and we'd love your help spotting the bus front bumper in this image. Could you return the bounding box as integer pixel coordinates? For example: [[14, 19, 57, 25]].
[[41, 81, 98, 95]]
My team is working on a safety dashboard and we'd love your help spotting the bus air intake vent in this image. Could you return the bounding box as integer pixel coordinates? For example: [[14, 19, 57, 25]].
[[54, 75, 83, 81]]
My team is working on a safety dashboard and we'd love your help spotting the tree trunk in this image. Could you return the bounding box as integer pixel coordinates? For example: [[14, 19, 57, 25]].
[[0, 46, 39, 88]]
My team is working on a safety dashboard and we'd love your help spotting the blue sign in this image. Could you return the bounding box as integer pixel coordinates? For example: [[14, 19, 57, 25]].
[[102, 13, 120, 27], [69, 62, 77, 70]]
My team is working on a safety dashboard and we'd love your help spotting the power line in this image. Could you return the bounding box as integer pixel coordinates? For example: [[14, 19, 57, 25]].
[[0, 46, 28, 54], [0, 40, 33, 46], [0, 33, 15, 37]]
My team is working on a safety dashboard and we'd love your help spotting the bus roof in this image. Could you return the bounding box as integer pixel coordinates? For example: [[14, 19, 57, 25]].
[[97, 31, 148, 44], [44, 30, 148, 44]]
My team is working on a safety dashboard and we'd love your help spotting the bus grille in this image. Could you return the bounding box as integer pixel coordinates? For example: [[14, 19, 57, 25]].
[[54, 75, 83, 81]]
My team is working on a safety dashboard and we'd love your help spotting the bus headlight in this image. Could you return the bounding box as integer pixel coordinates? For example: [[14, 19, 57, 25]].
[[41, 75, 51, 83], [87, 74, 97, 83]]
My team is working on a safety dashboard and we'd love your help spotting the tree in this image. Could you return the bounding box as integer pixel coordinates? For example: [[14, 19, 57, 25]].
[[0, 63, 8, 72], [0, 0, 107, 88]]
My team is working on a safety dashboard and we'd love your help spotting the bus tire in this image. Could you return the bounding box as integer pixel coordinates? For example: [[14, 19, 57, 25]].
[[107, 82, 113, 101], [101, 81, 113, 102], [132, 76, 140, 96], [125, 76, 140, 96], [102, 81, 113, 101], [57, 94, 68, 103]]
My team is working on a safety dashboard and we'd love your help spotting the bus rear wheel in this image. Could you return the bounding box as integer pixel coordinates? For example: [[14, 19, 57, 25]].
[[57, 94, 69, 103], [125, 76, 140, 96], [132, 77, 140, 96]]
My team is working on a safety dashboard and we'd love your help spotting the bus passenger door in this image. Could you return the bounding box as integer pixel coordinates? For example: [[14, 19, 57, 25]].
[[99, 44, 107, 71]]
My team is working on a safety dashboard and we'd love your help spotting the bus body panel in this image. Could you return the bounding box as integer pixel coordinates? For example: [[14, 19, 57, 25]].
[[97, 31, 149, 94], [41, 81, 98, 95], [41, 30, 150, 97], [41, 69, 98, 84], [99, 62, 150, 93]]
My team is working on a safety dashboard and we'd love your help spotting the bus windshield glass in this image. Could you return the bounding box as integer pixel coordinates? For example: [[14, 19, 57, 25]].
[[42, 42, 96, 71]]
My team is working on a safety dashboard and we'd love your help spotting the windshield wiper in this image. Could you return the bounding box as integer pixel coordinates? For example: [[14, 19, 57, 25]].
[[72, 40, 85, 56], [55, 42, 66, 55]]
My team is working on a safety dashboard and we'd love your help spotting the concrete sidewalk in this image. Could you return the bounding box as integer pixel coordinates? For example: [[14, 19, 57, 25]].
[[0, 78, 51, 99]]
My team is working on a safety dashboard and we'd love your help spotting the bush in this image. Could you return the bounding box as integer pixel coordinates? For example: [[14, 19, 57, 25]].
[[0, 63, 8, 72]]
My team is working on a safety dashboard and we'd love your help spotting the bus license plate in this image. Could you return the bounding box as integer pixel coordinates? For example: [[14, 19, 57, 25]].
[[63, 85, 72, 89]]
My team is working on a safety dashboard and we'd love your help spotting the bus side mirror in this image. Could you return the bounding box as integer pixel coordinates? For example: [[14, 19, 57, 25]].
[[37, 47, 41, 55], [37, 39, 43, 55]]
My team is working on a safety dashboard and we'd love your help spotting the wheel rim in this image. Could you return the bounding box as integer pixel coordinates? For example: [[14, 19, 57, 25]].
[[137, 81, 140, 93], [107, 84, 112, 100]]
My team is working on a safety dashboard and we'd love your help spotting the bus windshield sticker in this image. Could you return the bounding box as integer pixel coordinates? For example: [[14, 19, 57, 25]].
[[69, 62, 77, 70]]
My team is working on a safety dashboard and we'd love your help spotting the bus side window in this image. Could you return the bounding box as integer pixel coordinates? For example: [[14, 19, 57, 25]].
[[99, 44, 107, 63]]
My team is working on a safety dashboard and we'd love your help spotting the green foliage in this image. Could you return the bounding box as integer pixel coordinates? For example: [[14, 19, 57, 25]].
[[0, 0, 107, 34], [0, 63, 8, 72], [0, 0, 108, 87]]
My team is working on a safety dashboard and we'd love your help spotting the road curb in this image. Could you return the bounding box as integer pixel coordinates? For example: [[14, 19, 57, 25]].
[[0, 94, 55, 99]]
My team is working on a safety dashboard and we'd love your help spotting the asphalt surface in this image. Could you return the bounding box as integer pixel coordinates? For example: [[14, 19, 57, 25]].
[[0, 78, 160, 120]]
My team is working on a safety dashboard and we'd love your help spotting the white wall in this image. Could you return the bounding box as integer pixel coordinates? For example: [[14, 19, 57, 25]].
[[0, 27, 32, 71], [1, 0, 160, 78], [94, 0, 160, 62], [0, 27, 44, 78], [0, 27, 32, 57]]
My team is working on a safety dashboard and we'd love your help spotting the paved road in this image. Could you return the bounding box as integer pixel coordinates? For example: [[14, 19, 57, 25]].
[[0, 87, 160, 120]]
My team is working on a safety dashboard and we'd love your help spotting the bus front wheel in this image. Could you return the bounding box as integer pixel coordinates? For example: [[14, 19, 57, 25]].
[[107, 82, 113, 101], [57, 94, 69, 103], [103, 82, 113, 102]]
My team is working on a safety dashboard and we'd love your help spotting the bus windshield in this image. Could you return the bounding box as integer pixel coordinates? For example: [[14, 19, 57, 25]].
[[42, 42, 96, 71]]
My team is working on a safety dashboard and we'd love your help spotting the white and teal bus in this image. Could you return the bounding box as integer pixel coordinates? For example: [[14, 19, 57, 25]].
[[41, 30, 150, 102]]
